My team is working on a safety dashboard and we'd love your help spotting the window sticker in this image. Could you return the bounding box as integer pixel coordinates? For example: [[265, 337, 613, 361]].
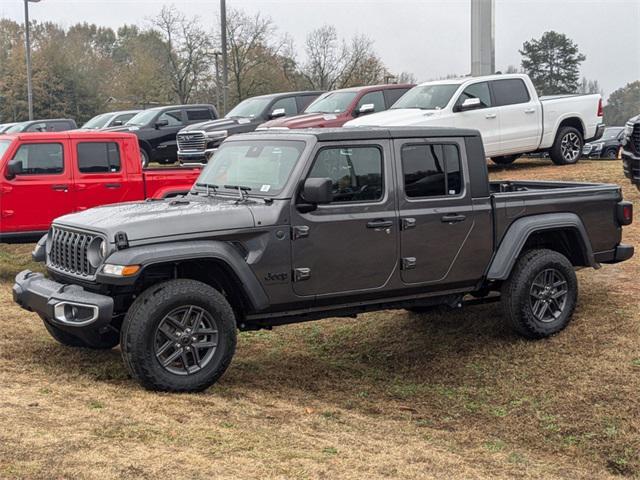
[[260, 184, 271, 192]]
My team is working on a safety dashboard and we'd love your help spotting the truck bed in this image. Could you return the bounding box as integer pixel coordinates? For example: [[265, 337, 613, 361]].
[[142, 166, 201, 199]]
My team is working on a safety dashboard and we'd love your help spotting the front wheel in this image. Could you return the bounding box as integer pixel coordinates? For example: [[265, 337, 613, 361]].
[[603, 147, 619, 159], [140, 148, 150, 168], [120, 279, 237, 392], [550, 127, 583, 165], [501, 249, 577, 339], [491, 155, 519, 165]]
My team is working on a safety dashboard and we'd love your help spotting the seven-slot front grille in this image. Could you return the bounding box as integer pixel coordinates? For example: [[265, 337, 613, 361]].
[[48, 227, 98, 277], [177, 132, 206, 152]]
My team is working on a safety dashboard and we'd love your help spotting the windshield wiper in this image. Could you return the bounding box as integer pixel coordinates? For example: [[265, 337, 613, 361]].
[[224, 184, 252, 202], [193, 182, 219, 196]]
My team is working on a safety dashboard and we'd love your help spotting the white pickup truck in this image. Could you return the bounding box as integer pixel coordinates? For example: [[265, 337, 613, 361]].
[[346, 74, 605, 165]]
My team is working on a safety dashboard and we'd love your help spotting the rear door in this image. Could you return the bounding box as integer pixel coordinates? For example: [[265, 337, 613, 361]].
[[491, 78, 541, 153], [290, 140, 397, 296], [0, 140, 73, 233], [72, 139, 134, 211], [452, 81, 501, 156], [395, 138, 477, 286]]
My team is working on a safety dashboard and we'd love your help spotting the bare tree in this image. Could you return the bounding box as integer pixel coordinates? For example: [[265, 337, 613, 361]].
[[152, 6, 213, 103]]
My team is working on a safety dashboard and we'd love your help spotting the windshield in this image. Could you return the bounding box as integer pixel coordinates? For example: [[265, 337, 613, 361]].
[[0, 140, 10, 158], [195, 140, 306, 196], [603, 127, 623, 140], [391, 84, 459, 110], [82, 113, 112, 129], [305, 92, 357, 114], [125, 110, 157, 126], [226, 98, 271, 119], [5, 122, 27, 133]]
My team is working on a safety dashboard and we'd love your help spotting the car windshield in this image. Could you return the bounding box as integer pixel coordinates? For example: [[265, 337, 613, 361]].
[[195, 140, 306, 196], [0, 140, 11, 158], [391, 84, 459, 110], [82, 113, 112, 129], [125, 110, 158, 126], [5, 122, 27, 133], [305, 92, 357, 114], [603, 127, 623, 139], [226, 98, 271, 119]]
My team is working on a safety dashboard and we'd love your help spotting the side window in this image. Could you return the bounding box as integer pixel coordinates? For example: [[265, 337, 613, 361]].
[[186, 109, 215, 122], [491, 79, 531, 106], [357, 91, 386, 112], [384, 88, 410, 108], [77, 142, 121, 173], [12, 143, 64, 175], [308, 146, 383, 203], [402, 143, 462, 198], [456, 82, 492, 109], [296, 95, 317, 112], [158, 110, 184, 127], [271, 97, 298, 116], [26, 123, 47, 132], [114, 113, 136, 125]]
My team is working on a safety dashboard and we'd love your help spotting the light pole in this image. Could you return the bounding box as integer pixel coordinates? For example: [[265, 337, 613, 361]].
[[24, 0, 41, 121], [220, 0, 228, 115], [213, 51, 222, 114]]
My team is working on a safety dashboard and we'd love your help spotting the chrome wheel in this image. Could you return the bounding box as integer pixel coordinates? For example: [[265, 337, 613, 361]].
[[154, 305, 218, 375], [529, 268, 568, 323], [560, 132, 581, 163]]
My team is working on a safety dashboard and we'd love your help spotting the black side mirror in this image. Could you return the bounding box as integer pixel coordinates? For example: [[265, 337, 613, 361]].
[[6, 159, 23, 179], [298, 178, 333, 212], [155, 119, 169, 129]]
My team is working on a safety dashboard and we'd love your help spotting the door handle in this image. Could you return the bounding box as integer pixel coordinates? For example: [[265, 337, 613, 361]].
[[51, 184, 68, 192], [485, 113, 497, 119], [524, 108, 536, 114], [367, 219, 393, 229], [104, 183, 121, 189], [441, 214, 466, 223]]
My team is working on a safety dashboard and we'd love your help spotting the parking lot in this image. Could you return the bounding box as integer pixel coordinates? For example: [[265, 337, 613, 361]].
[[0, 158, 638, 479]]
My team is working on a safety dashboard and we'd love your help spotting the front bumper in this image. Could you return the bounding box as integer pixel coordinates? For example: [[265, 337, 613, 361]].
[[177, 148, 217, 164], [13, 270, 114, 330], [622, 148, 640, 188]]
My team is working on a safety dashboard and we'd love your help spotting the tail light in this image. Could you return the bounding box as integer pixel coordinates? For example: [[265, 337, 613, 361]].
[[597, 98, 603, 117], [617, 201, 633, 226]]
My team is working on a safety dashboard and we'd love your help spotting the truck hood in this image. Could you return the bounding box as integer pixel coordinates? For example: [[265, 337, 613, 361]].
[[345, 108, 444, 127], [54, 196, 255, 242], [180, 117, 259, 133], [260, 112, 346, 129]]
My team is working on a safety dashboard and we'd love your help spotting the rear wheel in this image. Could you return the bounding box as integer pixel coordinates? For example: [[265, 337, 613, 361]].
[[603, 147, 618, 159], [140, 148, 150, 168], [42, 317, 119, 349], [491, 155, 519, 165], [550, 127, 583, 165], [501, 249, 577, 339], [120, 279, 237, 392]]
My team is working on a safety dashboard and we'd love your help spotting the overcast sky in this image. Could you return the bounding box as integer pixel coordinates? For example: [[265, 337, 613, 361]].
[[1, 0, 638, 98]]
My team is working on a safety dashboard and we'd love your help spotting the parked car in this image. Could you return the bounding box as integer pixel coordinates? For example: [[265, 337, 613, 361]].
[[346, 74, 604, 166], [176, 91, 323, 164], [106, 104, 218, 166], [13, 126, 634, 391], [0, 131, 201, 242], [4, 118, 77, 133], [257, 84, 414, 130], [622, 114, 640, 190], [81, 110, 141, 130], [582, 126, 624, 158], [0, 123, 18, 133]]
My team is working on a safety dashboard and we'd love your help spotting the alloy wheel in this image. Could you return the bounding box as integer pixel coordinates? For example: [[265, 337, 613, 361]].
[[528, 268, 569, 323], [560, 132, 581, 163]]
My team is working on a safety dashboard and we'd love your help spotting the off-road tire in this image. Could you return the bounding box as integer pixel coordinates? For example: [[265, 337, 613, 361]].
[[491, 155, 519, 165], [120, 279, 237, 392], [42, 316, 119, 349], [550, 127, 583, 165], [501, 249, 577, 339]]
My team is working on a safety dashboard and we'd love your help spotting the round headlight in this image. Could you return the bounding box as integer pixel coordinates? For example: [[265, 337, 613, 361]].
[[87, 238, 108, 268]]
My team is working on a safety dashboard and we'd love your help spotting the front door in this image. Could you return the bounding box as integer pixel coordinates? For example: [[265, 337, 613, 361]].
[[1, 141, 73, 233], [453, 81, 501, 157], [153, 109, 185, 162], [290, 141, 397, 297], [395, 139, 477, 286]]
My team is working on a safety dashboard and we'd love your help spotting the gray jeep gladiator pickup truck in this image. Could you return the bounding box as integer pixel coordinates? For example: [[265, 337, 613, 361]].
[[13, 127, 634, 392]]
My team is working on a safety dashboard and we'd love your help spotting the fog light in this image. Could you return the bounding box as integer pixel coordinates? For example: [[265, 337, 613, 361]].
[[53, 302, 98, 325], [102, 264, 140, 276]]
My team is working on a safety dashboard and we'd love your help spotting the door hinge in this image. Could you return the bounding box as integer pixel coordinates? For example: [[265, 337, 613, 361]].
[[293, 268, 311, 282], [401, 257, 417, 270], [402, 218, 416, 230], [291, 225, 310, 240]]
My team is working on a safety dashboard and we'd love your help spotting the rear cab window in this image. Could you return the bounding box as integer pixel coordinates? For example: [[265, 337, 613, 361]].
[[11, 143, 64, 175], [77, 142, 121, 173], [401, 143, 462, 198], [186, 109, 215, 123], [491, 79, 531, 106]]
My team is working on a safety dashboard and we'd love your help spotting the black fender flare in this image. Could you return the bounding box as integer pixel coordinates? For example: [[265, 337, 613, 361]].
[[97, 240, 269, 311], [486, 213, 596, 281]]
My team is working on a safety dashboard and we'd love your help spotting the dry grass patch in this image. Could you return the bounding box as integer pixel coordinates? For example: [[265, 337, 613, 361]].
[[0, 158, 638, 479]]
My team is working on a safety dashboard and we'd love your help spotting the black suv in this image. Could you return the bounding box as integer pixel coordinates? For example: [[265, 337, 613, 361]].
[[107, 104, 218, 166], [14, 127, 634, 392], [4, 118, 77, 133], [176, 91, 323, 163], [583, 126, 625, 159], [622, 114, 640, 189]]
